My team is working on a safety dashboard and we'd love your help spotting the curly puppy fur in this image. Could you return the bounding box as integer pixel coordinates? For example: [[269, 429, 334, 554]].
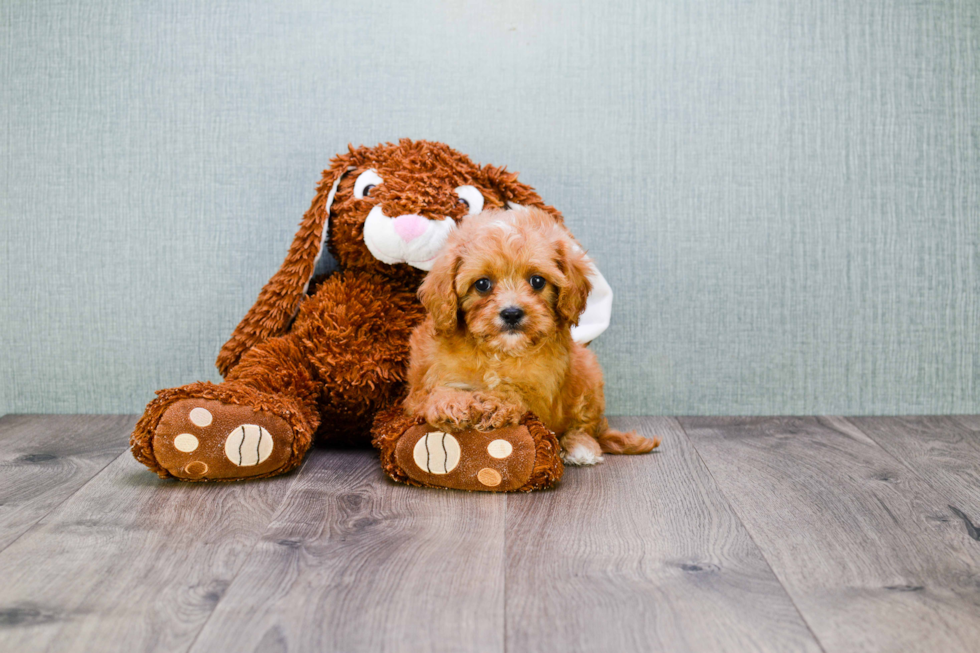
[[404, 208, 660, 465]]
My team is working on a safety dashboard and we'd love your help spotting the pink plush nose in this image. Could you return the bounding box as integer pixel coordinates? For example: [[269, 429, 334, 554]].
[[392, 214, 428, 242]]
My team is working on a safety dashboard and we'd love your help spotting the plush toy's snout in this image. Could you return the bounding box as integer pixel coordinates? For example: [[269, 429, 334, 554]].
[[364, 206, 458, 271]]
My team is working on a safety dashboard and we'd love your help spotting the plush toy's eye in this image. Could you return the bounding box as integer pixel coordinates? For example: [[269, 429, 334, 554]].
[[354, 169, 383, 200], [474, 277, 493, 293], [454, 185, 484, 216], [529, 275, 546, 291]]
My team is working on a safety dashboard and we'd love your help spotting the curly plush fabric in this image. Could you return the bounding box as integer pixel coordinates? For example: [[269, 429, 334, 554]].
[[130, 140, 568, 482]]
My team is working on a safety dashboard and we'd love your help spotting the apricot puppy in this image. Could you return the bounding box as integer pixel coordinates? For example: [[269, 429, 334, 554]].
[[404, 207, 659, 465]]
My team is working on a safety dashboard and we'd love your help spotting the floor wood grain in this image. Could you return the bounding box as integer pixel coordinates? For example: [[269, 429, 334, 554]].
[[187, 449, 507, 653], [505, 417, 822, 653], [2, 414, 980, 652], [679, 416, 980, 653], [847, 417, 980, 540], [0, 429, 298, 653], [0, 414, 133, 551]]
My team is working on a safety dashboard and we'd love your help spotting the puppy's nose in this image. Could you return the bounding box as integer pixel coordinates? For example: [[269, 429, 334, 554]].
[[392, 214, 428, 242], [500, 307, 525, 326]]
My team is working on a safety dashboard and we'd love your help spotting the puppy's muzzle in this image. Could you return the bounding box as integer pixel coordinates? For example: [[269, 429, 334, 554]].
[[500, 306, 525, 330]]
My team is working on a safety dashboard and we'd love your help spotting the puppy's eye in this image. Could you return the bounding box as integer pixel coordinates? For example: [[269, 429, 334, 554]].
[[354, 169, 383, 199], [474, 278, 493, 293], [529, 275, 546, 291], [454, 185, 484, 216]]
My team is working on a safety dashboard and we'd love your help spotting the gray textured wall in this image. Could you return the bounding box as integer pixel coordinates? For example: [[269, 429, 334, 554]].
[[2, 0, 978, 416]]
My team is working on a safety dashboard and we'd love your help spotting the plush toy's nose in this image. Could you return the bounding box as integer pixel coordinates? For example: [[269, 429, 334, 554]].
[[392, 214, 428, 242]]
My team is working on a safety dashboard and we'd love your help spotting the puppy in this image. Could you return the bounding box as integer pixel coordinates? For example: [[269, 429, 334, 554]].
[[403, 207, 659, 465]]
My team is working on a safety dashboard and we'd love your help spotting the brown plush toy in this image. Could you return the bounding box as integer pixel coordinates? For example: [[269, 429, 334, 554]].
[[131, 139, 610, 491]]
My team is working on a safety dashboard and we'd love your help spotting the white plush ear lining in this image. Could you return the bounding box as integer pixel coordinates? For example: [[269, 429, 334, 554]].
[[310, 166, 354, 280], [571, 263, 613, 344]]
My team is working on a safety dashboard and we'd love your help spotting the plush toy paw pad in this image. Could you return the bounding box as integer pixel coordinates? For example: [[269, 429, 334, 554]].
[[224, 424, 275, 466], [173, 433, 199, 452], [477, 468, 502, 487], [394, 423, 536, 491], [184, 460, 209, 477], [151, 399, 294, 481], [189, 407, 213, 427], [412, 431, 462, 474], [487, 439, 513, 458]]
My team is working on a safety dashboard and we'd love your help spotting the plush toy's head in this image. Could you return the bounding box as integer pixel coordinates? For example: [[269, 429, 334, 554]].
[[216, 139, 567, 375], [316, 139, 563, 280]]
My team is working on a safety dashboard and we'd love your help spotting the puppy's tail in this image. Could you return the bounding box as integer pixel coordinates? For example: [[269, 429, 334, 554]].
[[597, 428, 661, 455]]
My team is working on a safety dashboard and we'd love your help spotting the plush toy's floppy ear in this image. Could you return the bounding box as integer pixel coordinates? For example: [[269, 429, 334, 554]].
[[216, 155, 351, 376], [418, 250, 461, 335], [571, 265, 612, 343], [555, 237, 594, 326]]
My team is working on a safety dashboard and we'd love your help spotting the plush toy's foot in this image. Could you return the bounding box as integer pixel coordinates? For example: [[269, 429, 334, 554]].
[[372, 408, 563, 492], [131, 382, 314, 482]]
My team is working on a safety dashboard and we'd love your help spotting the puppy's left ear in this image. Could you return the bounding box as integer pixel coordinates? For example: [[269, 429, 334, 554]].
[[418, 249, 462, 334], [555, 238, 594, 326]]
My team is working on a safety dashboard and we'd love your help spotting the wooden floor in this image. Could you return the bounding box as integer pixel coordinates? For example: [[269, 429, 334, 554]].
[[1, 416, 979, 652]]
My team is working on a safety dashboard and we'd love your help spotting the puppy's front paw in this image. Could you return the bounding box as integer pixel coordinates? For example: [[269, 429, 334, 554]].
[[423, 396, 477, 431], [473, 395, 524, 431], [424, 406, 470, 432]]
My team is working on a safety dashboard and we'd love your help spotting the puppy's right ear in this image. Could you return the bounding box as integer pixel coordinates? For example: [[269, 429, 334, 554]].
[[418, 249, 461, 334]]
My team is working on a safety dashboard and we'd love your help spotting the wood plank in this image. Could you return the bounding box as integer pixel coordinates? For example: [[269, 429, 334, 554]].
[[0, 445, 298, 653], [0, 415, 133, 551], [505, 417, 821, 653], [951, 415, 980, 431], [847, 416, 980, 543], [680, 416, 980, 653], [187, 449, 506, 653]]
